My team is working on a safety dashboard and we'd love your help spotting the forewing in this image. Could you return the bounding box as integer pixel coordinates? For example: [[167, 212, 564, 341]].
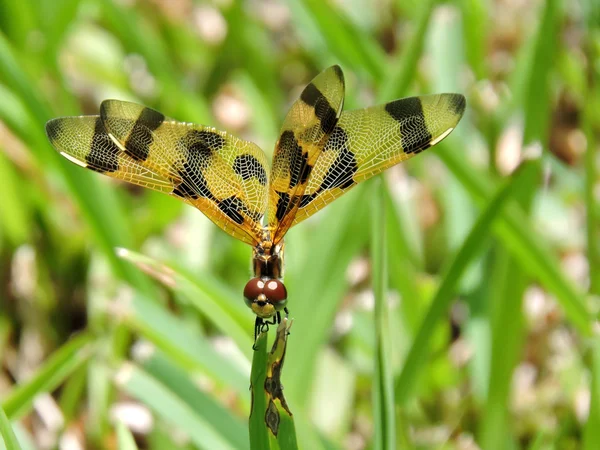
[[290, 93, 466, 226], [46, 101, 269, 245], [268, 65, 345, 243]]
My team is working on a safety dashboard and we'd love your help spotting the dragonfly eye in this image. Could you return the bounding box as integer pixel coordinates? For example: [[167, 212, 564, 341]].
[[264, 279, 287, 305], [243, 277, 287, 313], [244, 277, 264, 304]]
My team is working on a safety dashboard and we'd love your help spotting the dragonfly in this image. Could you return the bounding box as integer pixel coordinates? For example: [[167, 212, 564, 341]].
[[46, 65, 465, 341]]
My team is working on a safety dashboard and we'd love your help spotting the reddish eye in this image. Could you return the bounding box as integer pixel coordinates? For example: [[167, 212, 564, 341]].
[[264, 279, 287, 304], [244, 277, 264, 301]]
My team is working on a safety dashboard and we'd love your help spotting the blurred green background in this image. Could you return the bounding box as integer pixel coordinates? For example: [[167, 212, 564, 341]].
[[0, 0, 599, 448]]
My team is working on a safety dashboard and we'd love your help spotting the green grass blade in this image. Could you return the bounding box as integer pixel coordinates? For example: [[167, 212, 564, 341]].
[[378, 0, 438, 101], [117, 248, 253, 354], [371, 180, 395, 450], [427, 0, 589, 332], [249, 333, 270, 450], [99, 0, 211, 123], [116, 421, 138, 450], [0, 32, 52, 125], [0, 404, 22, 450], [141, 350, 248, 450], [284, 186, 370, 408], [116, 363, 234, 450], [437, 144, 591, 334], [395, 162, 537, 404], [268, 320, 297, 450], [122, 294, 249, 397], [583, 339, 600, 449], [583, 96, 600, 295], [458, 0, 489, 79], [0, 31, 155, 297], [510, 0, 559, 144], [0, 148, 30, 244], [479, 246, 527, 450], [250, 320, 297, 450], [480, 158, 538, 450], [1, 333, 93, 419], [299, 0, 386, 80], [7, 423, 35, 450]]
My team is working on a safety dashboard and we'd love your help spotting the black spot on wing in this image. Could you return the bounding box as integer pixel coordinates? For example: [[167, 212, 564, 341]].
[[197, 130, 226, 151], [275, 191, 300, 222], [300, 83, 338, 134], [275, 192, 289, 222], [299, 162, 312, 186], [385, 97, 432, 154], [332, 65, 344, 83], [217, 195, 245, 225], [320, 126, 357, 190], [180, 130, 215, 159], [86, 117, 120, 173], [45, 119, 62, 144], [448, 94, 466, 116], [277, 131, 311, 188], [172, 167, 214, 200], [300, 83, 322, 107], [123, 107, 164, 161], [233, 154, 267, 185], [172, 131, 216, 200], [299, 192, 318, 208]]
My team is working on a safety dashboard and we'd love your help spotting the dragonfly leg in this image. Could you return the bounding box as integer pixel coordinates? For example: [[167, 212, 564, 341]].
[[253, 317, 263, 350], [253, 315, 281, 350]]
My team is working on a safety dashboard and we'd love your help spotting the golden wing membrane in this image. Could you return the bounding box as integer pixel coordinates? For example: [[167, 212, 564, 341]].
[[290, 93, 466, 226], [46, 101, 269, 245], [268, 65, 345, 243]]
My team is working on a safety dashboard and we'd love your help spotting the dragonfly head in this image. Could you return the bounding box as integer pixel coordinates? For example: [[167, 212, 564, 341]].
[[244, 277, 288, 318]]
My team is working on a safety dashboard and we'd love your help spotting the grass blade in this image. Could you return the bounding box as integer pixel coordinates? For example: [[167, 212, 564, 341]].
[[268, 320, 297, 450], [510, 0, 559, 144], [0, 31, 156, 296], [371, 180, 395, 450], [299, 0, 386, 80], [284, 185, 370, 408], [116, 421, 139, 450], [583, 95, 600, 295], [583, 339, 600, 449], [437, 144, 591, 334], [0, 404, 22, 450], [1, 333, 93, 419], [378, 0, 439, 101], [115, 363, 234, 450], [395, 162, 538, 404], [250, 320, 297, 450], [479, 167, 537, 449], [249, 332, 270, 450], [122, 294, 249, 397], [141, 350, 248, 450], [117, 248, 253, 354]]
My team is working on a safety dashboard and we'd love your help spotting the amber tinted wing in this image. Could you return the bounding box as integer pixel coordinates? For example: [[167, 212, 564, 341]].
[[46, 100, 269, 245], [268, 65, 345, 243], [290, 93, 466, 226]]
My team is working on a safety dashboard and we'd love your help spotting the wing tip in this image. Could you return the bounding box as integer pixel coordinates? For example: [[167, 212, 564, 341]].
[[45, 118, 62, 145], [447, 93, 466, 117], [331, 65, 344, 83]]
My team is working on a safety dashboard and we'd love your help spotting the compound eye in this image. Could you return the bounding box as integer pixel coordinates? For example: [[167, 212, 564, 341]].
[[264, 279, 287, 304], [244, 277, 264, 302]]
